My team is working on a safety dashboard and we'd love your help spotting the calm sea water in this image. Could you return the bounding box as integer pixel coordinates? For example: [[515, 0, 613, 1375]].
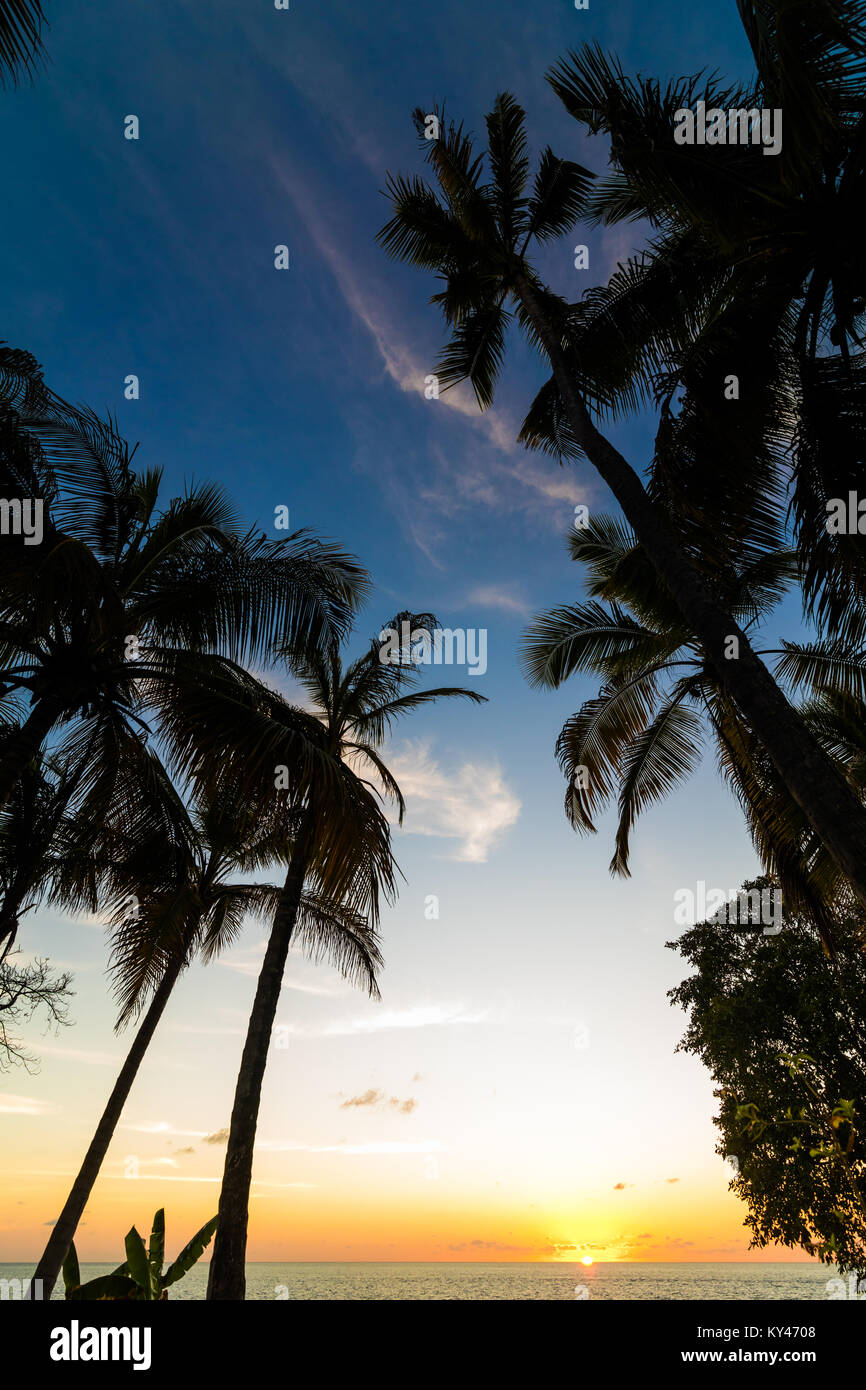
[[1, 1261, 840, 1300]]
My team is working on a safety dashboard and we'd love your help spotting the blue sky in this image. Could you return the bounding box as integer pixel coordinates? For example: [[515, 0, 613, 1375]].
[[1, 1, 816, 1263]]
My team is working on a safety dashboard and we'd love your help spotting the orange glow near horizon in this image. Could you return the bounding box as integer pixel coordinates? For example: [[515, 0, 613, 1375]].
[[0, 893, 826, 1271], [2, 1156, 821, 1265]]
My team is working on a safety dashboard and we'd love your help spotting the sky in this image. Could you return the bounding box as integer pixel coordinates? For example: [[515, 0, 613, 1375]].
[[0, 0, 816, 1265]]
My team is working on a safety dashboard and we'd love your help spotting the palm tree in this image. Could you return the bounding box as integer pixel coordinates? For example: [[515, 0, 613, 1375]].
[[206, 620, 486, 1298], [377, 90, 866, 912], [520, 515, 865, 948], [0, 348, 368, 813], [0, 714, 198, 960], [0, 750, 90, 1071], [0, 0, 45, 87], [31, 774, 382, 1300], [0, 748, 82, 962], [541, 11, 866, 633], [0, 732, 193, 1068]]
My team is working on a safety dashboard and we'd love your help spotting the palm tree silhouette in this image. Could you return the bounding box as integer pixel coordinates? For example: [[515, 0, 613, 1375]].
[[0, 349, 368, 813], [521, 514, 866, 949], [542, 12, 866, 633], [206, 618, 486, 1298], [378, 86, 866, 909], [32, 772, 383, 1299]]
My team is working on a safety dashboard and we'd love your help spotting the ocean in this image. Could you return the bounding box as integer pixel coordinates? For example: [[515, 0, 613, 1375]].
[[0, 1260, 843, 1300]]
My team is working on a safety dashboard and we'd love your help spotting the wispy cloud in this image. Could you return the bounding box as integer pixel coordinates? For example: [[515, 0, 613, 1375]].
[[252, 1180, 318, 1191], [322, 1004, 488, 1037], [446, 1236, 589, 1256], [258, 1138, 445, 1156], [271, 155, 520, 452], [248, 22, 389, 180], [627, 1233, 696, 1255], [448, 1238, 536, 1253], [0, 1092, 55, 1116], [340, 1089, 417, 1114], [121, 1121, 211, 1139], [121, 1173, 221, 1185], [97, 1172, 316, 1190], [340, 1088, 384, 1109], [461, 583, 531, 617], [167, 1023, 246, 1037], [220, 943, 350, 996], [267, 152, 592, 558], [385, 739, 520, 862], [36, 1042, 121, 1067]]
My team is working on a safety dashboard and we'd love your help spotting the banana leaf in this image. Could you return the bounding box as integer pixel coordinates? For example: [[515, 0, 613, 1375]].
[[66, 1273, 140, 1301], [148, 1208, 165, 1290], [124, 1225, 152, 1299], [162, 1214, 218, 1288]]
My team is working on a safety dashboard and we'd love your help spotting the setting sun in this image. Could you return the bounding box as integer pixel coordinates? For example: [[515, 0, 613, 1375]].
[[581, 1257, 594, 1267]]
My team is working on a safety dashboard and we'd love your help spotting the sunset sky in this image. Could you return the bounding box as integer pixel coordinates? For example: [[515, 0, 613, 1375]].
[[1, 0, 814, 1264]]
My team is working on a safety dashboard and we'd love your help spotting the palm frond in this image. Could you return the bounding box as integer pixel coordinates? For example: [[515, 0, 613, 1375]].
[[0, 0, 45, 87], [611, 685, 703, 875], [485, 92, 530, 243], [293, 892, 383, 999], [436, 299, 511, 408], [526, 147, 595, 244], [520, 600, 673, 688]]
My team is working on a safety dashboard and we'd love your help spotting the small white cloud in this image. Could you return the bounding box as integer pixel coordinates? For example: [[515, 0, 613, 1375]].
[[386, 740, 520, 862], [120, 1121, 211, 1139], [462, 584, 531, 617]]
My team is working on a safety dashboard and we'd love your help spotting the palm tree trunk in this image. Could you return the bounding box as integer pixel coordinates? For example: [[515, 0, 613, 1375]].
[[0, 695, 63, 812], [206, 812, 315, 1300], [29, 952, 185, 1300], [514, 271, 866, 906], [0, 908, 19, 964]]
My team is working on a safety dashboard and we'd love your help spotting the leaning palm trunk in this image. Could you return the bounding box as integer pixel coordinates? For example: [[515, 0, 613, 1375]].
[[0, 908, 18, 963], [514, 271, 866, 908], [206, 814, 314, 1300], [0, 696, 63, 814], [30, 951, 185, 1299]]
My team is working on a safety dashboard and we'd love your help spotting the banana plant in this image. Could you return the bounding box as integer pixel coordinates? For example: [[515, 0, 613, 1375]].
[[61, 1209, 217, 1300]]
